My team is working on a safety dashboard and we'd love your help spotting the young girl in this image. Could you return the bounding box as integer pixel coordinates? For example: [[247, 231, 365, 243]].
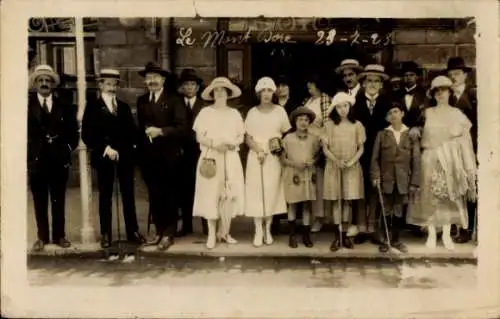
[[322, 92, 366, 252], [281, 107, 321, 248]]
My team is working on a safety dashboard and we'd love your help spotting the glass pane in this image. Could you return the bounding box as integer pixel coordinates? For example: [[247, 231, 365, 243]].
[[227, 50, 244, 85]]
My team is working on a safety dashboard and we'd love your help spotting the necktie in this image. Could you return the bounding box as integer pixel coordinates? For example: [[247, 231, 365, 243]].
[[150, 93, 156, 103], [111, 98, 118, 115], [42, 98, 49, 113], [368, 99, 375, 114]]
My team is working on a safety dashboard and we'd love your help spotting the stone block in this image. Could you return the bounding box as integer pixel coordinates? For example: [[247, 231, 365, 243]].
[[127, 68, 148, 89], [394, 45, 454, 67], [456, 27, 475, 44], [425, 30, 455, 44], [173, 18, 218, 30], [118, 88, 145, 108], [457, 45, 476, 66], [100, 45, 157, 68], [393, 30, 426, 44], [96, 30, 127, 46], [176, 47, 216, 67], [126, 30, 151, 45]]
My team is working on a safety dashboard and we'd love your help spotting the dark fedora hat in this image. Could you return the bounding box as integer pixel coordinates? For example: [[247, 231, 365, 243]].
[[400, 61, 422, 76], [139, 62, 171, 77], [275, 74, 291, 86], [446, 57, 472, 73], [179, 68, 203, 85]]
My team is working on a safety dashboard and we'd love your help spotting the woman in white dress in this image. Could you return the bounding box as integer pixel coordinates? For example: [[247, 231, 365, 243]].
[[192, 77, 246, 249], [245, 77, 292, 247]]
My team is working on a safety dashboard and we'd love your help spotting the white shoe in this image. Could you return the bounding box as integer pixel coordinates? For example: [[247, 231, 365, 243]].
[[222, 235, 238, 244], [264, 231, 274, 245], [442, 235, 455, 251], [311, 220, 322, 233], [206, 235, 216, 249], [253, 231, 264, 247]]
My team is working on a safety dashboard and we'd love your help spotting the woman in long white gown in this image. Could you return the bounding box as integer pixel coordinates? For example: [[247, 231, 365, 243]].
[[245, 77, 292, 247], [192, 77, 246, 249]]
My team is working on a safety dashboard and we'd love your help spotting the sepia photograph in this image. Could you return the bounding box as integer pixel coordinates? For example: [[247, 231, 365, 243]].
[[2, 0, 500, 318], [26, 15, 478, 287]]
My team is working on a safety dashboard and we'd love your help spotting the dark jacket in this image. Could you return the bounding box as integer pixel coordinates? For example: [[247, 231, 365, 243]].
[[452, 85, 477, 153], [81, 97, 139, 167], [136, 90, 188, 167], [396, 85, 428, 128], [27, 92, 79, 173], [182, 95, 207, 151], [371, 127, 420, 195], [351, 91, 391, 171]]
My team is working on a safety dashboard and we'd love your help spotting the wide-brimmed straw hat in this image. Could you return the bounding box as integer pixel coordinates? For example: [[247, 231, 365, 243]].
[[29, 64, 60, 87], [427, 75, 454, 98], [97, 68, 125, 83], [289, 106, 316, 124], [358, 64, 389, 81], [331, 92, 356, 107], [201, 77, 242, 101], [335, 59, 364, 75], [255, 76, 277, 93]]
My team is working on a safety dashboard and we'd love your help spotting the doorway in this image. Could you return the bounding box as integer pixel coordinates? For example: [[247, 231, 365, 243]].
[[251, 42, 370, 104]]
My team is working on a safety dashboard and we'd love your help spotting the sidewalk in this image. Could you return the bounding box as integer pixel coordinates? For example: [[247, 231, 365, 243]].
[[27, 177, 476, 260]]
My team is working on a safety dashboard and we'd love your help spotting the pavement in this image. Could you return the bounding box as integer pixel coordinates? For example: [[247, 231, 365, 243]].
[[27, 172, 477, 260], [27, 255, 477, 288]]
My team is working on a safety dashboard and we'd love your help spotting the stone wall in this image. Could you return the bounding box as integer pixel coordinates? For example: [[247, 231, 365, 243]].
[[96, 18, 160, 107], [392, 26, 476, 84]]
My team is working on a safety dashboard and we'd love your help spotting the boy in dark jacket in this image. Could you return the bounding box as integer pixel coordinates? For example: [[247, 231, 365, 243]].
[[371, 102, 420, 253]]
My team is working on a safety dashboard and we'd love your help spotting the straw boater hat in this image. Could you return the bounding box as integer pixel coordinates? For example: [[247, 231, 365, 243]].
[[335, 59, 364, 75], [201, 77, 242, 101], [390, 76, 402, 83], [289, 106, 316, 125], [358, 64, 389, 81], [331, 92, 356, 107], [428, 75, 453, 98], [97, 68, 125, 83], [29, 64, 60, 87], [255, 76, 277, 93], [179, 68, 203, 85], [446, 56, 472, 73]]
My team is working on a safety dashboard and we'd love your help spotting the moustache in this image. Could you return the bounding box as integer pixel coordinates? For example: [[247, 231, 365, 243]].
[[40, 85, 50, 89]]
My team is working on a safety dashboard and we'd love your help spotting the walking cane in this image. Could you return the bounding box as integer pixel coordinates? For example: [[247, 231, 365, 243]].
[[259, 156, 267, 232], [376, 182, 394, 259], [113, 163, 123, 253], [337, 165, 343, 249], [147, 206, 152, 236], [472, 206, 478, 244]]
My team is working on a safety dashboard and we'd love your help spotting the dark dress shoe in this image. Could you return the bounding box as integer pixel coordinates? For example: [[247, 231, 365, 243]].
[[379, 243, 390, 253], [454, 231, 471, 244], [146, 234, 163, 246], [101, 234, 111, 248], [391, 241, 408, 253], [128, 232, 146, 245], [353, 233, 367, 245], [288, 234, 298, 248], [55, 238, 71, 248], [32, 239, 46, 252], [342, 235, 354, 249], [157, 236, 174, 251], [329, 239, 340, 252]]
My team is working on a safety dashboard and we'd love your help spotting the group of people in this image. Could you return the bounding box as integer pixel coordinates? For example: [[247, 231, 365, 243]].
[[28, 54, 477, 254]]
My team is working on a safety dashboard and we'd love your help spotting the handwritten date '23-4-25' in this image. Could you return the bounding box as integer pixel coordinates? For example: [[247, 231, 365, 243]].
[[176, 27, 392, 48]]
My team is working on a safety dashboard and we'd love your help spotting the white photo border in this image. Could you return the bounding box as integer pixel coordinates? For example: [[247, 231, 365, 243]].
[[1, 0, 499, 318]]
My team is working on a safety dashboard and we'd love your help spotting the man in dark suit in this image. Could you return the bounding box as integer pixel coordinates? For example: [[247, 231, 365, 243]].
[[28, 64, 79, 252], [136, 62, 188, 251], [446, 56, 478, 244], [177, 68, 207, 236], [81, 69, 146, 248], [371, 102, 421, 253], [351, 64, 391, 246], [397, 61, 427, 128]]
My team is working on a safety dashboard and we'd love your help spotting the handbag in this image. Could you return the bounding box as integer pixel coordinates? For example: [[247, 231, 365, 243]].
[[268, 137, 283, 156], [199, 147, 217, 179]]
